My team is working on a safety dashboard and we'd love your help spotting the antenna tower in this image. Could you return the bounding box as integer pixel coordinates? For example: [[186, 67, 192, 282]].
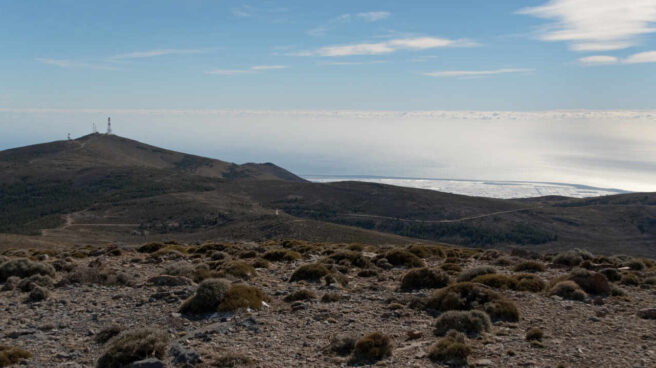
[[92, 123, 98, 134], [106, 117, 112, 135]]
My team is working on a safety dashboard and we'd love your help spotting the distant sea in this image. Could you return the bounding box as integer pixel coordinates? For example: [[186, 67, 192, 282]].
[[303, 175, 629, 199]]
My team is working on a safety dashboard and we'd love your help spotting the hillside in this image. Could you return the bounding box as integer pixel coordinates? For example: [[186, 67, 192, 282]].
[[1, 134, 656, 257]]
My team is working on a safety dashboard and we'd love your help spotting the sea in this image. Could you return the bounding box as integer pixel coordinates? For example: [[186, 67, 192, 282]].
[[303, 175, 628, 199]]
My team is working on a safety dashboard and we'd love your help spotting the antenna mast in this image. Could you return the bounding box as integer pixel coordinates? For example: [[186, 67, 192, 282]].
[[106, 117, 112, 135], [92, 123, 98, 134]]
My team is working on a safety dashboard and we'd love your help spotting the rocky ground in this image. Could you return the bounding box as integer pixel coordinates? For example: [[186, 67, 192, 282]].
[[0, 241, 655, 368]]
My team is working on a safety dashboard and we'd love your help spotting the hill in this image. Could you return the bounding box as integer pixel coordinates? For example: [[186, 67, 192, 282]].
[[1, 134, 655, 257]]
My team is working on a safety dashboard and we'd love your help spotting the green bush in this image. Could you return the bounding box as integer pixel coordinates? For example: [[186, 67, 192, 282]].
[[96, 328, 169, 368], [0, 345, 31, 367], [349, 332, 392, 364], [0, 258, 55, 282], [400, 268, 450, 291], [428, 330, 471, 366], [179, 278, 231, 314], [433, 310, 491, 337], [289, 263, 330, 282]]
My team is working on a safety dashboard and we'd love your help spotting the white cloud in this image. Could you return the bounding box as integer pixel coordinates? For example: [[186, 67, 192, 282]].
[[518, 0, 656, 51], [110, 49, 206, 60], [356, 11, 390, 22], [578, 55, 619, 65], [36, 58, 118, 70], [307, 10, 389, 36], [297, 37, 471, 57], [423, 68, 533, 78], [623, 50, 656, 63], [206, 65, 288, 75]]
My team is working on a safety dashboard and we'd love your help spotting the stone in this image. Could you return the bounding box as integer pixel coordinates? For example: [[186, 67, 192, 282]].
[[169, 342, 200, 366], [637, 308, 656, 320], [125, 358, 165, 368]]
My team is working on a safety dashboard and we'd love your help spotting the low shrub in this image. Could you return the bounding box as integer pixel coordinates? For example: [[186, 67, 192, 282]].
[[400, 268, 450, 291], [0, 258, 55, 282], [321, 293, 342, 303], [513, 261, 546, 273], [326, 335, 356, 356], [471, 274, 516, 290], [349, 332, 392, 364], [457, 266, 496, 282], [433, 310, 491, 337], [25, 285, 49, 303], [61, 266, 132, 287], [599, 268, 622, 282], [289, 263, 330, 282], [222, 261, 256, 280], [95, 325, 123, 344], [96, 328, 169, 368], [262, 249, 301, 262], [513, 274, 546, 292], [210, 353, 255, 367], [381, 249, 425, 268], [136, 242, 165, 253], [328, 251, 371, 268], [357, 269, 378, 278], [0, 345, 31, 367], [620, 272, 640, 286], [283, 289, 316, 303], [525, 327, 544, 341], [441, 263, 462, 274], [179, 278, 231, 314], [251, 258, 270, 269], [17, 274, 53, 292], [483, 299, 519, 322], [425, 282, 519, 322], [407, 244, 446, 259], [552, 251, 582, 267], [625, 260, 646, 271], [428, 330, 471, 366], [218, 284, 267, 312], [567, 269, 610, 295], [550, 281, 586, 301]]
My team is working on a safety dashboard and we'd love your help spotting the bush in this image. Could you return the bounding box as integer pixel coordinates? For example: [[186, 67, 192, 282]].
[[218, 284, 266, 312], [553, 249, 592, 267], [513, 261, 546, 273], [567, 269, 610, 295], [441, 263, 462, 273], [434, 310, 491, 337], [321, 293, 342, 303], [96, 328, 169, 368], [457, 266, 496, 282], [17, 274, 53, 292], [96, 325, 123, 344], [283, 289, 316, 303], [210, 353, 255, 367], [513, 274, 546, 292], [620, 272, 640, 286], [328, 251, 372, 268], [357, 269, 378, 278], [62, 266, 132, 287], [0, 345, 31, 367], [262, 249, 301, 262], [525, 327, 543, 341], [326, 335, 356, 356], [425, 282, 519, 322], [179, 278, 231, 314], [471, 274, 516, 290], [599, 268, 622, 282], [222, 261, 256, 280], [407, 244, 445, 259], [428, 330, 471, 366], [0, 258, 55, 282], [25, 285, 49, 303], [381, 249, 425, 268], [251, 258, 270, 269], [625, 260, 646, 271], [400, 268, 450, 291], [550, 281, 586, 301], [290, 263, 330, 282], [349, 332, 392, 364], [136, 242, 165, 253]]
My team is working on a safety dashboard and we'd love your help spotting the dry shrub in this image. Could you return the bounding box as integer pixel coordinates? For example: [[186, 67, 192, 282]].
[[0, 345, 31, 367], [62, 266, 132, 287], [290, 263, 330, 282], [425, 282, 519, 322], [328, 251, 371, 268], [262, 249, 301, 262], [620, 272, 640, 286], [218, 284, 266, 312], [471, 274, 516, 290], [567, 269, 610, 295], [550, 281, 586, 301], [222, 261, 256, 280], [17, 274, 53, 292], [283, 289, 316, 303], [326, 335, 356, 356], [434, 310, 491, 337], [407, 244, 446, 259], [525, 327, 544, 341], [349, 332, 392, 364], [25, 285, 49, 303], [251, 258, 270, 269], [96, 325, 123, 344], [428, 330, 471, 366], [321, 293, 342, 303], [401, 268, 450, 291], [0, 258, 55, 282], [357, 269, 378, 278], [179, 278, 231, 314], [208, 353, 255, 367], [513, 261, 546, 273], [380, 249, 425, 268], [96, 328, 169, 368], [457, 266, 496, 282], [441, 263, 463, 274], [599, 268, 622, 282], [513, 274, 546, 292]]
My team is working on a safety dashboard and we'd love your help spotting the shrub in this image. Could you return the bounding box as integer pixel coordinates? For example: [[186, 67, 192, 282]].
[[222, 261, 256, 280], [0, 345, 31, 367], [494, 256, 516, 266], [321, 293, 342, 303], [599, 268, 622, 282], [96, 328, 169, 368], [210, 353, 255, 367], [552, 251, 582, 267], [433, 310, 491, 337], [620, 272, 640, 286], [62, 266, 132, 287], [441, 263, 462, 273], [625, 260, 646, 271], [513, 261, 546, 273], [357, 269, 378, 278], [513, 274, 546, 292], [567, 269, 610, 295], [25, 285, 49, 303], [17, 274, 53, 292], [0, 258, 55, 282], [525, 327, 543, 341], [328, 251, 371, 268], [428, 330, 471, 366], [1, 276, 19, 291], [262, 249, 301, 262], [283, 289, 316, 303], [218, 284, 266, 312], [96, 325, 123, 344], [326, 335, 356, 356], [251, 258, 270, 269], [400, 268, 450, 291], [457, 266, 496, 282], [644, 277, 656, 286], [136, 242, 165, 253], [290, 263, 330, 282], [550, 281, 586, 301], [349, 332, 392, 364], [425, 282, 519, 322], [179, 278, 231, 314], [471, 274, 516, 290], [407, 244, 445, 259], [381, 249, 425, 268]]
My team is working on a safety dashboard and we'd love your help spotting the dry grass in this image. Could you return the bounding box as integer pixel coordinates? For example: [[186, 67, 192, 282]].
[[433, 310, 491, 337], [400, 267, 450, 291], [96, 328, 169, 368], [0, 345, 31, 367], [349, 332, 392, 364]]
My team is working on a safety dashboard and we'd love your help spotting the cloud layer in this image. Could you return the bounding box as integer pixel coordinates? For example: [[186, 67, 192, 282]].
[[298, 37, 471, 57], [423, 68, 533, 78]]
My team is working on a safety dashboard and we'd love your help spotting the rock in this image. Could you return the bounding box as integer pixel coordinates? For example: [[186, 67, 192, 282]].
[[406, 330, 423, 340], [125, 358, 165, 368], [472, 359, 494, 367], [637, 308, 656, 319], [147, 275, 194, 287], [169, 342, 200, 366]]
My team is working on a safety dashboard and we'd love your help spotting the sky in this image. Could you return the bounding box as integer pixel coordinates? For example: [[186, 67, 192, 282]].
[[1, 1, 656, 192]]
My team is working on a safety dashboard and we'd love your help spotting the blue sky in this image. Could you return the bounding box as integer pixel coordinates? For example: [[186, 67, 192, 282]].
[[1, 0, 656, 110]]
